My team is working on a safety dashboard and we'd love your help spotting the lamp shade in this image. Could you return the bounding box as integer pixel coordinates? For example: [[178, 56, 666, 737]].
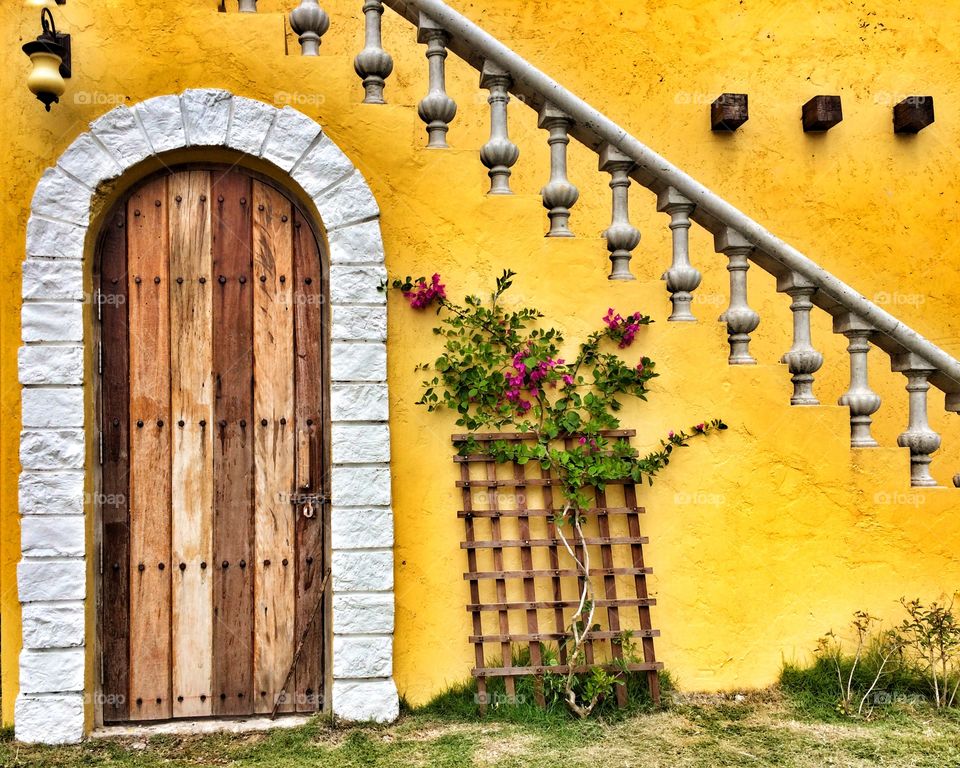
[[23, 42, 65, 110]]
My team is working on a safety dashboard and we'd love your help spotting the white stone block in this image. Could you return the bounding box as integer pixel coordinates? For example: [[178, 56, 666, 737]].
[[20, 429, 85, 471], [22, 602, 85, 649], [262, 106, 322, 172], [57, 133, 120, 190], [315, 170, 380, 230], [332, 465, 391, 507], [332, 679, 399, 723], [18, 560, 86, 602], [333, 636, 393, 678], [135, 95, 187, 153], [332, 305, 387, 342], [25, 216, 85, 260], [15, 694, 84, 744], [333, 593, 395, 634], [22, 302, 83, 343], [30, 169, 91, 226], [22, 517, 85, 558], [21, 387, 85, 428], [331, 384, 389, 422], [332, 424, 391, 464], [330, 265, 388, 305], [19, 472, 85, 516], [22, 260, 84, 301], [19, 648, 84, 693], [331, 343, 387, 383], [90, 106, 152, 167], [328, 219, 386, 265], [227, 96, 277, 156], [18, 345, 84, 385], [332, 550, 393, 592], [331, 507, 393, 549], [291, 134, 355, 199], [181, 89, 232, 146]]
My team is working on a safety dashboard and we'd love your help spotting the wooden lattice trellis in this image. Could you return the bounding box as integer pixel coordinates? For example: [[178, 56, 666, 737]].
[[454, 430, 662, 713]]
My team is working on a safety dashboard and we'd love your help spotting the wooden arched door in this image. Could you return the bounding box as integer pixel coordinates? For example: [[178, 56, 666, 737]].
[[95, 166, 328, 723]]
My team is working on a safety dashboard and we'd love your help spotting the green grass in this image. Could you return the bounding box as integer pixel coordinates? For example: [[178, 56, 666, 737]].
[[780, 643, 935, 721], [2, 686, 960, 767], [411, 667, 669, 726]]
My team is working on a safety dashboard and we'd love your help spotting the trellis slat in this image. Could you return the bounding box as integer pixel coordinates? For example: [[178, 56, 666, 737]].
[[514, 461, 545, 706], [460, 454, 487, 713], [452, 429, 637, 442], [471, 630, 659, 643], [595, 486, 627, 706], [462, 537, 647, 549], [474, 662, 663, 677], [485, 443, 516, 700], [466, 598, 656, 611], [457, 506, 644, 518], [564, 436, 594, 668], [456, 477, 637, 488], [625, 481, 661, 705], [463, 567, 652, 580], [541, 462, 567, 665]]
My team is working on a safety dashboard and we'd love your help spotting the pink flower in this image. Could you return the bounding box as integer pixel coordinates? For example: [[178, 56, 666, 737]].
[[695, 423, 705, 432], [578, 437, 587, 445], [404, 273, 447, 310], [603, 309, 646, 348], [562, 374, 575, 386], [668, 431, 675, 439]]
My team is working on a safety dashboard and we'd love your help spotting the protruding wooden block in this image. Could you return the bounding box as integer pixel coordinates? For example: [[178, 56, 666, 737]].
[[711, 93, 748, 132], [802, 95, 843, 132], [894, 96, 934, 134]]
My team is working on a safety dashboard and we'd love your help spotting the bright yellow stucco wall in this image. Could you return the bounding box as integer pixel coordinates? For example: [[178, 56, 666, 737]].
[[3, 0, 960, 726]]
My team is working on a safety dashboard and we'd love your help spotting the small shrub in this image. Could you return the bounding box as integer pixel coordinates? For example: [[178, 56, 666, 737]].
[[782, 598, 960, 719], [815, 611, 903, 717], [897, 597, 960, 709]]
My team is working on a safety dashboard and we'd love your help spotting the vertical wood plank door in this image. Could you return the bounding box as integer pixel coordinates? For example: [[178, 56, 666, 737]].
[[96, 166, 328, 723]]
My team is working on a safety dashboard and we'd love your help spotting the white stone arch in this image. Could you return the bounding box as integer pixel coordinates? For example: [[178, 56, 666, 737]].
[[17, 89, 397, 744]]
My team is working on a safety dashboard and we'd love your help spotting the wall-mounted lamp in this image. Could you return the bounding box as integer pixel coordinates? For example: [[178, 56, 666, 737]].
[[22, 6, 72, 111]]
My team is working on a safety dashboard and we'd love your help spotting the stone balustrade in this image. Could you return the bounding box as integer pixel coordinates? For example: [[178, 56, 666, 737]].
[[538, 105, 579, 237], [290, 0, 330, 56], [339, 0, 960, 487], [355, 1, 394, 103]]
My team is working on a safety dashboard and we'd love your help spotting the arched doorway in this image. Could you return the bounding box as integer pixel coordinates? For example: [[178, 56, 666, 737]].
[[18, 91, 397, 744], [94, 165, 329, 722]]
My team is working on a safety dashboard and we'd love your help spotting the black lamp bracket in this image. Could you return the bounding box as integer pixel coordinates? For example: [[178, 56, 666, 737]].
[[23, 7, 71, 78]]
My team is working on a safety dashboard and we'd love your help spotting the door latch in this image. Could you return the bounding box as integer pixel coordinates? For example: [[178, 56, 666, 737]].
[[290, 492, 327, 520]]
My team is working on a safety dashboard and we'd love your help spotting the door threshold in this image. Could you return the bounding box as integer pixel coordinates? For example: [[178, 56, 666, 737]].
[[91, 713, 317, 739]]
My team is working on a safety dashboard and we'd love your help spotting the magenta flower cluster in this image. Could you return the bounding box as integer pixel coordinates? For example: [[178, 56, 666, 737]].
[[503, 348, 568, 414], [603, 308, 645, 348], [404, 274, 447, 309]]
